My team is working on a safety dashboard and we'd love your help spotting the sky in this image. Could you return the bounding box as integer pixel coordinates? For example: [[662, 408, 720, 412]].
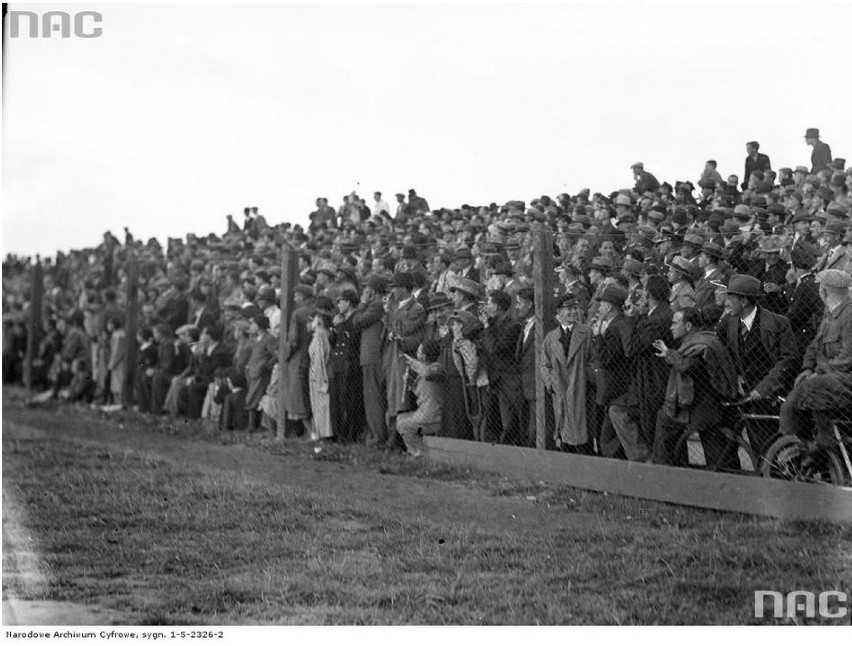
[[3, 1, 851, 257]]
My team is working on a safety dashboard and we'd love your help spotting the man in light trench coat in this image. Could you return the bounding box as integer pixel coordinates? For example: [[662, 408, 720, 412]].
[[541, 292, 595, 453]]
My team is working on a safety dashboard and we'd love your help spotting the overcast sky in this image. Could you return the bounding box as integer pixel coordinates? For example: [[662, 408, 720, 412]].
[[3, 1, 851, 257]]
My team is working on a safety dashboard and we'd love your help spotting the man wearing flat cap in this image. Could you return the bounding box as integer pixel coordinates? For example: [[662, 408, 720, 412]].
[[805, 128, 832, 175], [632, 162, 660, 195], [780, 269, 852, 448]]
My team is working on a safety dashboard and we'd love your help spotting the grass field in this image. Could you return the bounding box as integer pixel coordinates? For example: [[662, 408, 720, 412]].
[[3, 392, 852, 625]]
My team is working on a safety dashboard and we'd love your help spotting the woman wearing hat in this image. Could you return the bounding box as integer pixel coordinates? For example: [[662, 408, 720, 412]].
[[667, 256, 697, 312]]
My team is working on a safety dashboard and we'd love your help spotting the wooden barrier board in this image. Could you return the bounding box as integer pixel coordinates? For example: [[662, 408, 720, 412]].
[[423, 436, 852, 523]]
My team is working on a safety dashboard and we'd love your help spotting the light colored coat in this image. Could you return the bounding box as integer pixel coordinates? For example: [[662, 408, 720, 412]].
[[541, 323, 594, 446]]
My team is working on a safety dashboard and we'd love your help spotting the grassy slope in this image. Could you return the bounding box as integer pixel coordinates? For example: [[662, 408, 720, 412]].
[[3, 429, 851, 625]]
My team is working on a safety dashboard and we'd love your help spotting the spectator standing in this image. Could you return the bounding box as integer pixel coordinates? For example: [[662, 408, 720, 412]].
[[651, 308, 738, 466], [245, 314, 278, 431], [480, 289, 524, 445], [743, 141, 772, 190], [352, 276, 389, 446], [805, 128, 832, 174], [282, 286, 314, 435], [542, 293, 594, 453], [307, 309, 333, 442]]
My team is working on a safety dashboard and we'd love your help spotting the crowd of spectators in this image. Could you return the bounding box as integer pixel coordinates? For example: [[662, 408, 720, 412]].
[[4, 127, 852, 467]]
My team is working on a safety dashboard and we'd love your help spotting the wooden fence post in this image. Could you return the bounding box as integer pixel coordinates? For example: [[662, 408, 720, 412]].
[[277, 243, 297, 440], [533, 227, 555, 450], [123, 254, 140, 407], [24, 258, 44, 392]]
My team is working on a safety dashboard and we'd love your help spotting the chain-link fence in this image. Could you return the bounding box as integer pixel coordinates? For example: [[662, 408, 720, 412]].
[[5, 219, 852, 487]]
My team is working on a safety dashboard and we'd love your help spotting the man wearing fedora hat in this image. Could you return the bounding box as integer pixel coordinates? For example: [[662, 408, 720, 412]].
[[449, 276, 482, 314], [382, 272, 427, 452], [804, 128, 832, 175], [717, 274, 799, 461], [593, 283, 642, 459], [667, 256, 698, 312]]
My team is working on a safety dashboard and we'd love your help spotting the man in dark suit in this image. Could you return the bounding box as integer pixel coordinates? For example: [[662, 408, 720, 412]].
[[481, 289, 524, 445], [190, 290, 218, 332], [452, 247, 481, 283], [352, 275, 389, 446], [805, 127, 832, 174], [330, 289, 363, 442], [624, 275, 674, 455], [514, 288, 537, 447], [382, 272, 427, 451], [594, 284, 639, 459], [786, 246, 822, 357], [631, 162, 660, 194], [694, 242, 727, 311], [716, 275, 798, 461], [156, 278, 190, 332], [742, 141, 771, 190]]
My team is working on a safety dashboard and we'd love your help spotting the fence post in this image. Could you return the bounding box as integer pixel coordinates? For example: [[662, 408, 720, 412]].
[[24, 258, 44, 392], [533, 227, 555, 450], [277, 243, 297, 440], [123, 253, 140, 407]]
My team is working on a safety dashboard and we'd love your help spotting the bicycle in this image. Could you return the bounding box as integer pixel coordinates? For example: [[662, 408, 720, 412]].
[[672, 397, 784, 475], [760, 417, 852, 486]]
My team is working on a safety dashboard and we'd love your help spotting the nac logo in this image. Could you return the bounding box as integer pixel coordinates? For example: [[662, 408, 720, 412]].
[[8, 10, 103, 38], [754, 590, 850, 621]]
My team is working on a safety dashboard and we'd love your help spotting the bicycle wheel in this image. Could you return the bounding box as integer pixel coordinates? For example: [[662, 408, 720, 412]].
[[760, 435, 846, 485]]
